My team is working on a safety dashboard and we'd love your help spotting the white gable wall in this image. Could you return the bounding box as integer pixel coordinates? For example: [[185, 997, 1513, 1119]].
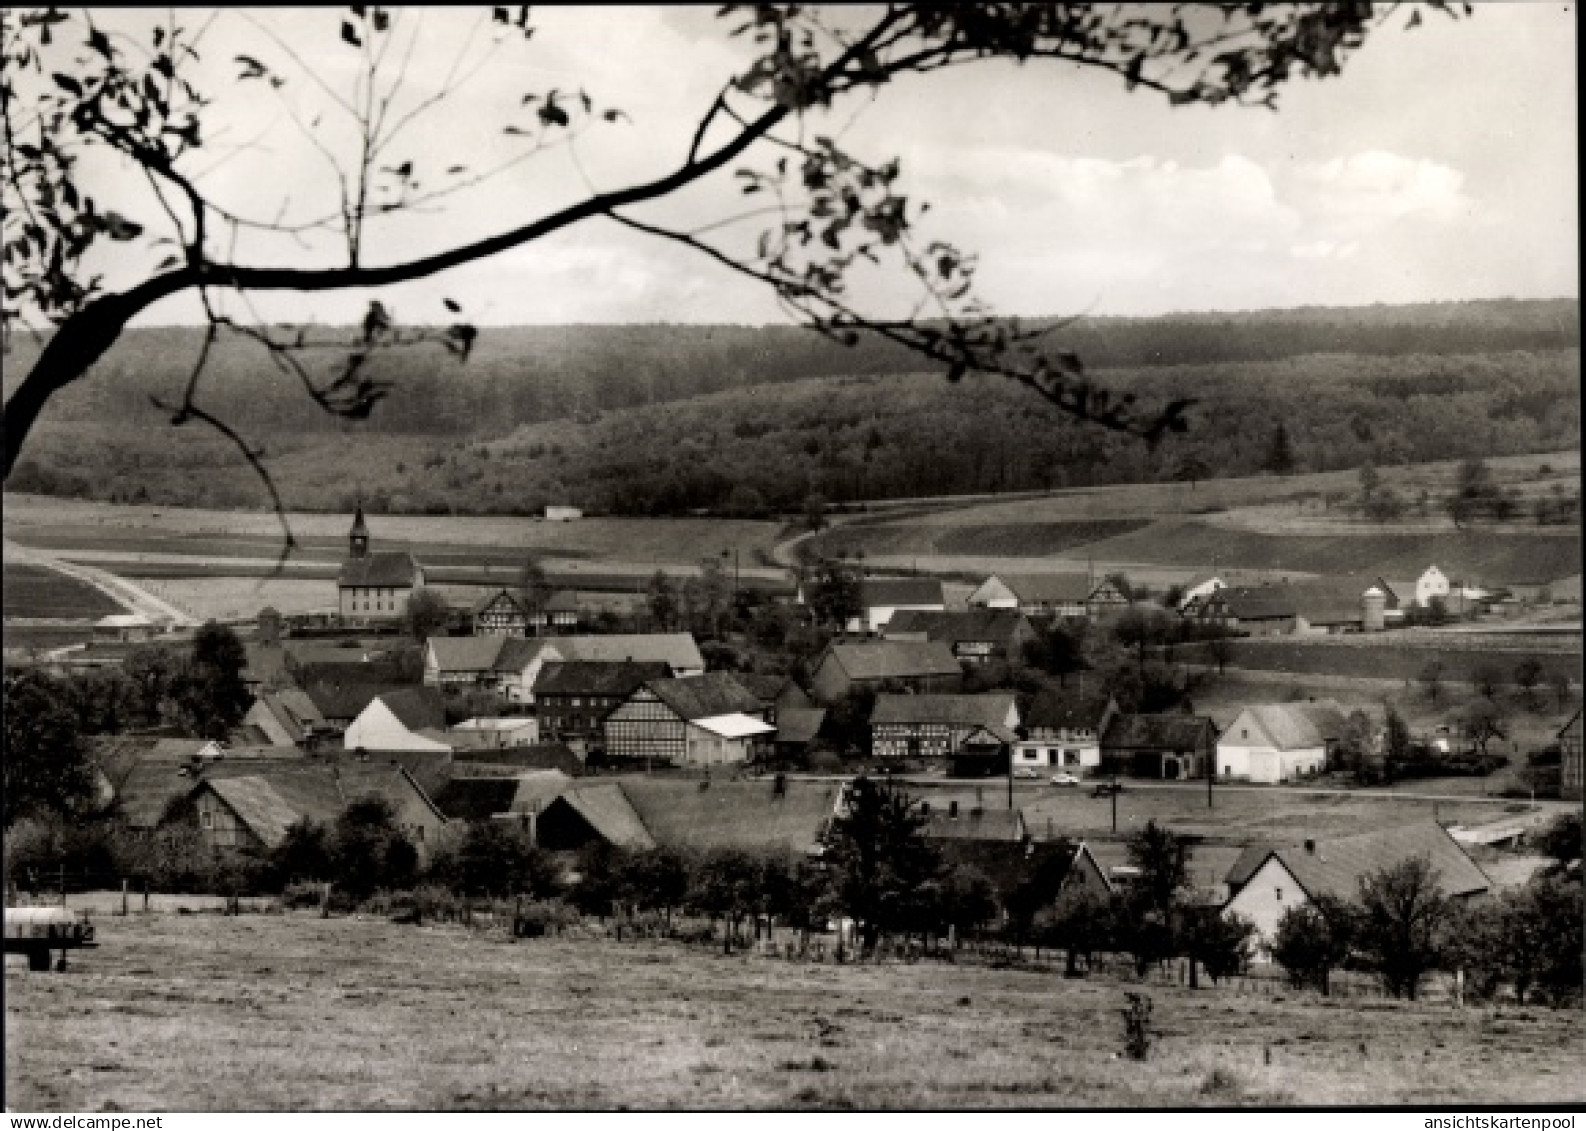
[[967, 577, 1019, 609], [1224, 855, 1307, 947], [344, 699, 450, 752]]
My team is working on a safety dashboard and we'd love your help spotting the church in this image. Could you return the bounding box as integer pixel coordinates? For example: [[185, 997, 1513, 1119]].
[[337, 506, 425, 624]]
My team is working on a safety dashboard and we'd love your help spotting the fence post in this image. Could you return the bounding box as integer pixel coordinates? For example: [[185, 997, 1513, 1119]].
[[59, 863, 66, 907], [143, 878, 150, 913], [121, 878, 129, 917]]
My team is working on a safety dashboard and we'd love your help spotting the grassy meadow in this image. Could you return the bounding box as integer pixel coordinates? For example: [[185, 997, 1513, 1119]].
[[6, 913, 1583, 1110], [0, 562, 127, 620]]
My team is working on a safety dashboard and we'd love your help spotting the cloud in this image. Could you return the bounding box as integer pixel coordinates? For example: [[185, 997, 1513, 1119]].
[[1292, 150, 1473, 228]]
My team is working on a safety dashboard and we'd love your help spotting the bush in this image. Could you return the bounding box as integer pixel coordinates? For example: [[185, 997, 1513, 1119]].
[[279, 880, 325, 910], [1120, 992, 1154, 1060]]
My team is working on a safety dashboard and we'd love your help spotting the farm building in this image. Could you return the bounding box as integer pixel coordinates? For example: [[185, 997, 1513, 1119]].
[[1216, 701, 1349, 783], [882, 607, 1035, 664], [93, 613, 158, 643], [1100, 714, 1216, 780], [837, 577, 946, 635], [869, 693, 1020, 760], [424, 635, 510, 690], [1182, 585, 1297, 636], [295, 662, 415, 730], [620, 778, 841, 855], [241, 688, 328, 748], [337, 507, 425, 624], [967, 573, 1129, 620], [809, 641, 961, 702], [189, 761, 445, 863], [473, 590, 531, 636], [1222, 822, 1490, 947], [344, 687, 450, 753], [544, 505, 583, 521], [1013, 688, 1120, 771], [1176, 575, 1225, 610], [487, 634, 706, 704], [446, 716, 539, 749], [535, 784, 656, 852], [602, 673, 773, 767], [533, 661, 672, 744], [734, 673, 814, 719], [771, 707, 827, 762], [1561, 709, 1581, 800], [1052, 841, 1113, 908], [432, 770, 574, 823], [530, 592, 582, 633]]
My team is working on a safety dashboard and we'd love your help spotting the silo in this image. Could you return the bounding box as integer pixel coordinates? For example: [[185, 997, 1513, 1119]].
[[1361, 587, 1386, 633]]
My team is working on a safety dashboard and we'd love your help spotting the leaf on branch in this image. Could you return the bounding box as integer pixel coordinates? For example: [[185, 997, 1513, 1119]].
[[341, 21, 361, 47], [443, 298, 462, 313], [445, 323, 479, 361], [1406, 9, 1422, 28], [156, 255, 181, 271], [101, 212, 144, 241], [602, 108, 629, 123], [446, 165, 468, 174], [87, 28, 113, 58], [236, 55, 269, 79], [52, 72, 84, 96], [946, 361, 967, 383], [372, 9, 390, 32]]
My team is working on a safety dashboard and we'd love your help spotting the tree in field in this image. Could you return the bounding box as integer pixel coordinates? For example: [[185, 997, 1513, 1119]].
[[1002, 841, 1076, 947], [1419, 658, 1446, 705], [517, 558, 552, 622], [173, 620, 252, 740], [2, 668, 94, 827], [687, 847, 764, 953], [822, 776, 942, 954], [645, 570, 679, 632], [1383, 704, 1412, 762], [1461, 697, 1508, 760], [268, 817, 333, 887], [430, 820, 561, 900], [1357, 461, 1380, 507], [1354, 855, 1452, 1000], [123, 643, 184, 726], [1548, 670, 1574, 711], [1512, 658, 1544, 710], [1334, 709, 1375, 774], [329, 796, 419, 901], [1470, 661, 1504, 701], [621, 846, 694, 930], [1271, 893, 1356, 995], [803, 494, 828, 535], [1447, 877, 1582, 1006], [803, 557, 862, 633], [2, 5, 1465, 525], [1204, 633, 1235, 677], [403, 587, 450, 644], [1263, 422, 1296, 475], [1180, 908, 1256, 986]]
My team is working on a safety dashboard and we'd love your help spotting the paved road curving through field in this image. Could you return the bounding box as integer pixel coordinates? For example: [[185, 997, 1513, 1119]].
[[3, 540, 202, 628]]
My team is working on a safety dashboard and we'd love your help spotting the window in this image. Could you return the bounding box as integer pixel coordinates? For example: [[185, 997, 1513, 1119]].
[[201, 810, 213, 830], [1064, 750, 1080, 766], [1274, 887, 1283, 901], [1241, 728, 1248, 739]]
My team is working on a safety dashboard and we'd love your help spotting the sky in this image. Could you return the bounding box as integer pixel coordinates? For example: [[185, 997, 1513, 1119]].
[[55, 4, 1582, 327]]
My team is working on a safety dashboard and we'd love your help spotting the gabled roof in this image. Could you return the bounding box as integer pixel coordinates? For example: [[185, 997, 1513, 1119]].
[[859, 577, 944, 608], [432, 776, 523, 821], [323, 748, 453, 799], [115, 756, 311, 829], [921, 807, 1025, 842], [1103, 713, 1216, 751], [493, 637, 559, 673], [533, 660, 672, 697], [549, 633, 705, 672], [427, 635, 508, 673], [296, 665, 414, 720], [870, 692, 1017, 729], [201, 761, 441, 844], [1213, 586, 1297, 620], [885, 607, 1030, 646], [691, 713, 777, 739], [373, 686, 447, 732], [474, 589, 529, 617], [205, 777, 302, 848], [260, 688, 325, 739], [1226, 701, 1349, 750], [543, 591, 582, 613], [338, 550, 421, 589], [619, 779, 839, 853], [821, 641, 961, 682], [735, 672, 802, 703], [987, 573, 1098, 604], [1024, 687, 1117, 732], [509, 770, 577, 815], [646, 672, 766, 721], [1243, 821, 1490, 903], [775, 707, 827, 746], [552, 783, 656, 849]]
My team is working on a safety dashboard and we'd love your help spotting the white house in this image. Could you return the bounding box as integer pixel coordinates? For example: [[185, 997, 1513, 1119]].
[[344, 688, 451, 753], [449, 717, 539, 749], [1222, 822, 1490, 948], [968, 573, 1130, 619], [684, 714, 777, 767], [1215, 701, 1348, 783], [1012, 688, 1118, 771], [1414, 565, 1450, 607], [1177, 575, 1225, 610]]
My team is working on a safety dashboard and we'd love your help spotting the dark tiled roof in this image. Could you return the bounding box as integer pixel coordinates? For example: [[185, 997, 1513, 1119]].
[[552, 634, 705, 672], [1024, 688, 1117, 731], [432, 777, 522, 821], [647, 672, 766, 721], [295, 663, 415, 720], [376, 686, 447, 732], [338, 551, 421, 588], [543, 591, 581, 613], [323, 748, 452, 799], [823, 641, 961, 681], [1103, 714, 1217, 751], [427, 635, 509, 672], [451, 743, 584, 776], [860, 578, 944, 608], [775, 707, 827, 746], [989, 573, 1097, 603], [533, 660, 671, 697], [1259, 821, 1490, 903], [870, 692, 1017, 728], [549, 784, 656, 849], [619, 778, 838, 852], [1216, 586, 1297, 620], [885, 608, 1031, 646]]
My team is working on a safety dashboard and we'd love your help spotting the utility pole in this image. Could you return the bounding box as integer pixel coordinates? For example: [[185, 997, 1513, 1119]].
[[1111, 773, 1119, 834], [1208, 749, 1214, 809]]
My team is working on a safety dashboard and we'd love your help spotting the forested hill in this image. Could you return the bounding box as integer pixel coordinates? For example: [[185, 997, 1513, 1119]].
[[3, 298, 1577, 438]]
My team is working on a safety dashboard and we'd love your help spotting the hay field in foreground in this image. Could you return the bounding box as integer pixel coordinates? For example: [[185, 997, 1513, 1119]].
[[6, 914, 1582, 1110]]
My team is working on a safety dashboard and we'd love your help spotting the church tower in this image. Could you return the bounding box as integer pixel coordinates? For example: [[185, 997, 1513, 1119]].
[[348, 504, 369, 559]]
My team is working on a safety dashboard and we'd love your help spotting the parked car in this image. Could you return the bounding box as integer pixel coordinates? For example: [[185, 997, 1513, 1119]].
[[1050, 772, 1081, 786], [1014, 767, 1041, 780]]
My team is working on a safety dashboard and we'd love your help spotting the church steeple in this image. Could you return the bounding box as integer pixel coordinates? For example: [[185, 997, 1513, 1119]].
[[349, 504, 370, 559]]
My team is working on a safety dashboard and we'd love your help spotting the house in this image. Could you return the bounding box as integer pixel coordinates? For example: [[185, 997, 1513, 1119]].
[[602, 673, 773, 767], [474, 590, 531, 637], [1183, 585, 1297, 636], [1413, 565, 1451, 607], [447, 717, 539, 750], [735, 673, 814, 718], [344, 687, 451, 753], [619, 778, 841, 855], [772, 707, 828, 762], [424, 635, 510, 690], [531, 591, 582, 633], [337, 506, 425, 623], [533, 660, 672, 743], [1100, 714, 1217, 779], [1560, 710, 1581, 800], [967, 573, 1131, 619], [1217, 701, 1349, 783], [809, 641, 961, 702], [295, 662, 416, 730], [1013, 688, 1120, 771], [93, 613, 158, 643], [1222, 822, 1491, 947], [843, 577, 945, 635], [432, 769, 574, 823], [1177, 575, 1225, 611], [869, 693, 1020, 760], [545, 505, 583, 522], [535, 783, 657, 852], [241, 688, 328, 748], [882, 608, 1035, 664], [1053, 841, 1114, 908], [189, 761, 446, 863], [490, 634, 707, 705]]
